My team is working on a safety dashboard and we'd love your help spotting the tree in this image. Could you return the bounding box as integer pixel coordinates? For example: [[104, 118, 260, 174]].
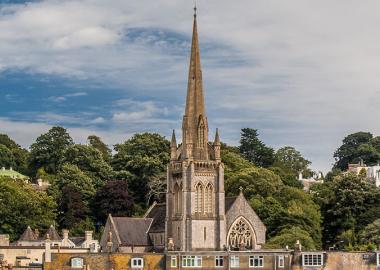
[[265, 227, 316, 250], [274, 146, 311, 176], [360, 219, 380, 246], [239, 128, 274, 167], [61, 144, 113, 189], [311, 173, 380, 248], [0, 134, 29, 175], [112, 133, 170, 205], [333, 132, 378, 170], [30, 126, 74, 174], [57, 185, 90, 231], [0, 177, 56, 240], [92, 180, 134, 223], [0, 144, 16, 168], [87, 135, 111, 163], [50, 163, 95, 202]]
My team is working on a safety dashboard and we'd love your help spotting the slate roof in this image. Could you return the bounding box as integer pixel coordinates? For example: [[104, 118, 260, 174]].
[[225, 196, 238, 212], [145, 203, 166, 233], [43, 225, 61, 241], [112, 217, 153, 246], [19, 226, 36, 241]]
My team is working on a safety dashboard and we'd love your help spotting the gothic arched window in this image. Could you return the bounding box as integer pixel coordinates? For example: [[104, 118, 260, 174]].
[[205, 183, 213, 213], [228, 217, 255, 250], [195, 183, 204, 213], [174, 183, 182, 214]]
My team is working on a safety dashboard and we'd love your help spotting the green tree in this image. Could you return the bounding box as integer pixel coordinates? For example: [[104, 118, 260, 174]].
[[333, 132, 377, 170], [0, 144, 16, 168], [0, 177, 56, 240], [360, 219, 380, 246], [266, 227, 316, 250], [239, 128, 274, 167], [50, 163, 96, 201], [112, 133, 170, 205], [0, 134, 29, 175], [30, 126, 74, 174], [92, 180, 134, 223], [61, 144, 113, 189], [87, 135, 111, 163], [274, 146, 311, 176]]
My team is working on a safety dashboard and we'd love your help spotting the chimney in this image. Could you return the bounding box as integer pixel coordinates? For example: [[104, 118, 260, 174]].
[[85, 231, 93, 242], [0, 234, 9, 246], [34, 229, 40, 239], [62, 229, 69, 240], [1, 167, 5, 171]]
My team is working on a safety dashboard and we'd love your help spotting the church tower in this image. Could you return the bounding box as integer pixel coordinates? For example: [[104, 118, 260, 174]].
[[166, 8, 226, 251]]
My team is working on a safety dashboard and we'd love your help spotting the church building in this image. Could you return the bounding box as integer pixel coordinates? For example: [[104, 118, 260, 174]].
[[100, 7, 266, 254]]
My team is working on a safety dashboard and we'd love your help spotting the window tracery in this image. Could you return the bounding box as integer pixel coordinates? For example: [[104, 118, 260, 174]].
[[228, 217, 254, 250], [195, 183, 203, 213]]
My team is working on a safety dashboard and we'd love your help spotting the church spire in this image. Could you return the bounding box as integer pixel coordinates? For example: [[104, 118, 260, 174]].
[[182, 7, 209, 160]]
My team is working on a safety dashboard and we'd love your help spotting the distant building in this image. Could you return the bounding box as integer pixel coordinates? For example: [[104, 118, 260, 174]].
[[0, 167, 28, 180], [347, 162, 380, 187], [298, 172, 324, 191]]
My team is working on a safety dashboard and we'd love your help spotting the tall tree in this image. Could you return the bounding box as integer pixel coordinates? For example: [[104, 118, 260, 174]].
[[239, 128, 275, 167], [61, 144, 113, 188], [333, 131, 379, 170], [0, 144, 16, 168], [0, 134, 30, 175], [274, 146, 311, 175], [30, 126, 74, 174], [92, 180, 134, 223], [87, 135, 111, 163], [0, 177, 56, 241], [112, 133, 170, 205]]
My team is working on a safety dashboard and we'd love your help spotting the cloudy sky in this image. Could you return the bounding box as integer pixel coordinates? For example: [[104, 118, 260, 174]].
[[1, 0, 380, 172]]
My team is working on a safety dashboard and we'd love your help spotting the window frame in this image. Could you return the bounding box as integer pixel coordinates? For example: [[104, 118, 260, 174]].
[[71, 257, 84, 268], [278, 255, 285, 268], [377, 253, 380, 266], [230, 255, 240, 268], [249, 255, 264, 268], [171, 256, 177, 268], [302, 253, 323, 266], [215, 255, 224, 267], [131, 257, 144, 269], [182, 255, 202, 268]]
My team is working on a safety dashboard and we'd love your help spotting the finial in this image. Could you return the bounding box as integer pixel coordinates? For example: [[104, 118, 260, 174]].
[[239, 186, 243, 195], [214, 128, 221, 145], [194, 1, 197, 17], [171, 129, 177, 147]]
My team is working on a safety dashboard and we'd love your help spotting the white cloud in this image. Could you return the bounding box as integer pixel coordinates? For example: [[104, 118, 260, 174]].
[[47, 91, 87, 102], [1, 0, 380, 172]]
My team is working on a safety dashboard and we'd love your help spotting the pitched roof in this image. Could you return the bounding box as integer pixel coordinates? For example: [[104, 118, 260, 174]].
[[19, 226, 36, 241], [225, 196, 238, 212], [44, 225, 61, 241], [112, 217, 153, 246], [145, 203, 166, 233]]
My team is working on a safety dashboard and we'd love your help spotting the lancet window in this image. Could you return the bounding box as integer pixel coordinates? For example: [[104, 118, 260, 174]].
[[228, 217, 255, 250], [205, 183, 213, 213], [195, 183, 204, 213], [174, 183, 182, 214]]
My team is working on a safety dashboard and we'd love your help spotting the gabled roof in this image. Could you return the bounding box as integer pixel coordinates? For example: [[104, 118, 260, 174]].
[[111, 216, 153, 246], [225, 196, 238, 212], [44, 225, 61, 241], [145, 202, 166, 233], [19, 226, 36, 241]]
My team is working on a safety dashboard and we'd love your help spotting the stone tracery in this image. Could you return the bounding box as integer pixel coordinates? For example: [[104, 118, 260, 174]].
[[228, 217, 255, 250]]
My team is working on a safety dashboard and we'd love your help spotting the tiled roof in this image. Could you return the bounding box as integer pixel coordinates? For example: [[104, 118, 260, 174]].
[[44, 225, 61, 241], [19, 226, 36, 241], [145, 203, 166, 233], [112, 217, 153, 246], [225, 196, 238, 212]]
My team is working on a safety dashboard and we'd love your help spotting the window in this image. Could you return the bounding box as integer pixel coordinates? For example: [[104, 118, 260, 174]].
[[131, 258, 144, 268], [377, 253, 380, 266], [249, 256, 263, 268], [71, 257, 84, 268], [174, 183, 182, 214], [228, 217, 254, 250], [182, 256, 202, 267], [195, 183, 204, 213], [171, 256, 177, 267], [205, 183, 213, 213], [302, 254, 323, 266], [230, 256, 239, 268], [278, 255, 284, 268], [215, 256, 224, 267]]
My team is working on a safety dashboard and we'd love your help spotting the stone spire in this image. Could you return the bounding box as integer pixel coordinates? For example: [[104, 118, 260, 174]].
[[182, 9, 209, 160], [170, 130, 177, 161]]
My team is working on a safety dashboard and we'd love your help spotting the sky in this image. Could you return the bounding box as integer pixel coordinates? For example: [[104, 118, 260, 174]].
[[1, 0, 380, 173]]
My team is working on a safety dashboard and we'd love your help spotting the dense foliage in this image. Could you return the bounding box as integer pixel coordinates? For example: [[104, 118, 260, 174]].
[[1, 127, 380, 252]]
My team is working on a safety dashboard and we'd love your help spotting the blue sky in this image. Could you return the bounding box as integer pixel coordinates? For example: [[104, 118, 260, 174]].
[[2, 0, 380, 173]]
